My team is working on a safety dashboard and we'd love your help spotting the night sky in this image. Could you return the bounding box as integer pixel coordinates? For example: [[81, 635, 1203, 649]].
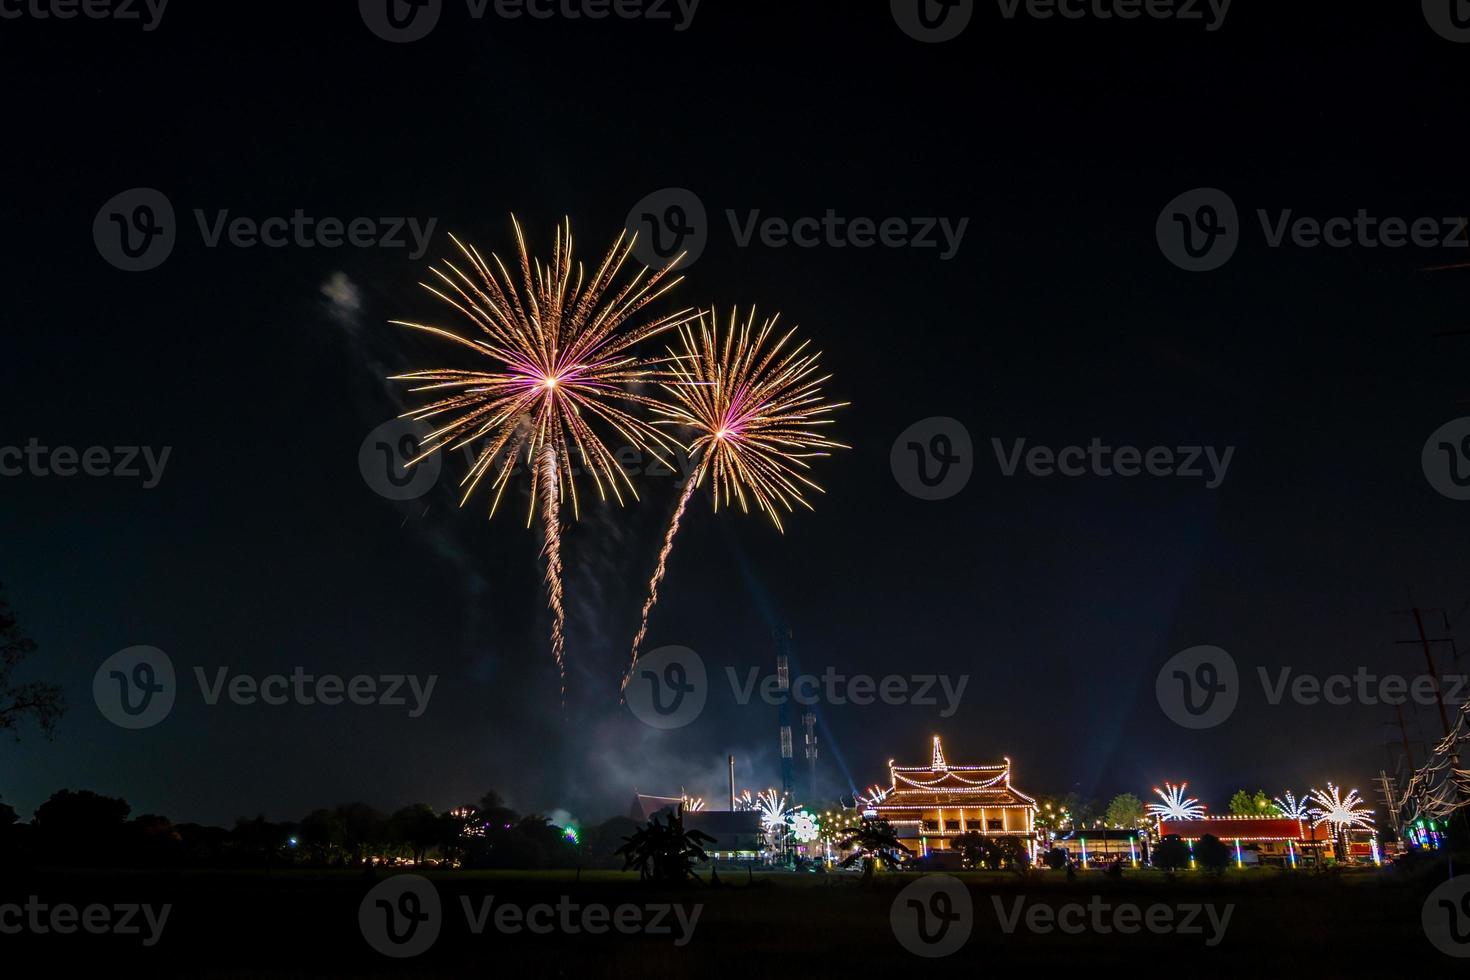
[[3, 1, 1469, 829]]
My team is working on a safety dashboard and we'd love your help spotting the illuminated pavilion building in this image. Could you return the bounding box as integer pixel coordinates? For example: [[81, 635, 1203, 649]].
[[864, 736, 1039, 861], [1157, 815, 1380, 867]]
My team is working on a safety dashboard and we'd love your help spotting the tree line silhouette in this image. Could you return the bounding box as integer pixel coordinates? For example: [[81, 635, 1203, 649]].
[[0, 788, 644, 870]]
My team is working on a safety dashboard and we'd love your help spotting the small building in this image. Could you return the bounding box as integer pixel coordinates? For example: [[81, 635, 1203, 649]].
[[865, 736, 1039, 861], [1157, 815, 1315, 866], [627, 793, 764, 862], [685, 811, 765, 861], [1052, 828, 1145, 865]]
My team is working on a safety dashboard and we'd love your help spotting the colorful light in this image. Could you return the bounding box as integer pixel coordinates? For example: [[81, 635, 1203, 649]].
[[1148, 782, 1206, 821], [392, 218, 694, 699], [621, 306, 848, 692]]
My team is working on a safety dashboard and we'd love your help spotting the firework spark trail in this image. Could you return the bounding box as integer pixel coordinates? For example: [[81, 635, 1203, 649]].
[[622, 469, 700, 695], [620, 306, 848, 695], [538, 444, 567, 699], [391, 217, 692, 700]]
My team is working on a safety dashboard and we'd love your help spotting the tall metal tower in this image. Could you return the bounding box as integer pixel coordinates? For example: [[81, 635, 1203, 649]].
[[775, 626, 795, 799], [803, 711, 818, 801]]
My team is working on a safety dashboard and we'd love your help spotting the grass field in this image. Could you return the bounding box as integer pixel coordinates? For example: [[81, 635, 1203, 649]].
[[1, 862, 1458, 975]]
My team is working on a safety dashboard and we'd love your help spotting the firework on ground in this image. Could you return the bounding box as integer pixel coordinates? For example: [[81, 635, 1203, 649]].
[[621, 306, 848, 695], [391, 217, 693, 699], [1147, 782, 1206, 821]]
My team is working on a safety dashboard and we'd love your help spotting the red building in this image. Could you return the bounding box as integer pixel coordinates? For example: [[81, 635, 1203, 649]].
[[1157, 815, 1318, 866]]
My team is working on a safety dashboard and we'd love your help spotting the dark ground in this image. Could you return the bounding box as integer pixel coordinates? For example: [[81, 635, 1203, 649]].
[[2, 863, 1455, 976]]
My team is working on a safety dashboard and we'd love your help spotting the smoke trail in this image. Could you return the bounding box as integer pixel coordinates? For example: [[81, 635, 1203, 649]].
[[621, 464, 704, 698], [538, 445, 568, 703]]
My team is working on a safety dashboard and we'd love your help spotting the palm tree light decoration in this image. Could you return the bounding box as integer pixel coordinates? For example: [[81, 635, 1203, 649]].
[[1309, 783, 1374, 863], [1147, 782, 1206, 823]]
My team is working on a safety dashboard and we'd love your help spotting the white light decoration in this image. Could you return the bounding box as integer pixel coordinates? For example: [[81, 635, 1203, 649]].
[[1147, 782, 1206, 821], [756, 788, 790, 829], [1309, 783, 1373, 833], [787, 809, 820, 844], [1272, 790, 1315, 823]]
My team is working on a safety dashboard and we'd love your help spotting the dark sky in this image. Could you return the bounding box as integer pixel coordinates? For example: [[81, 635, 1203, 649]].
[[3, 1, 1469, 829]]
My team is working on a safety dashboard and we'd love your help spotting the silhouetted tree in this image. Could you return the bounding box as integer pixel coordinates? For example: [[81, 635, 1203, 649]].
[[0, 584, 64, 740], [1151, 834, 1191, 871], [1195, 833, 1233, 873], [391, 804, 443, 865], [33, 789, 131, 865], [836, 818, 911, 883], [616, 807, 715, 884]]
